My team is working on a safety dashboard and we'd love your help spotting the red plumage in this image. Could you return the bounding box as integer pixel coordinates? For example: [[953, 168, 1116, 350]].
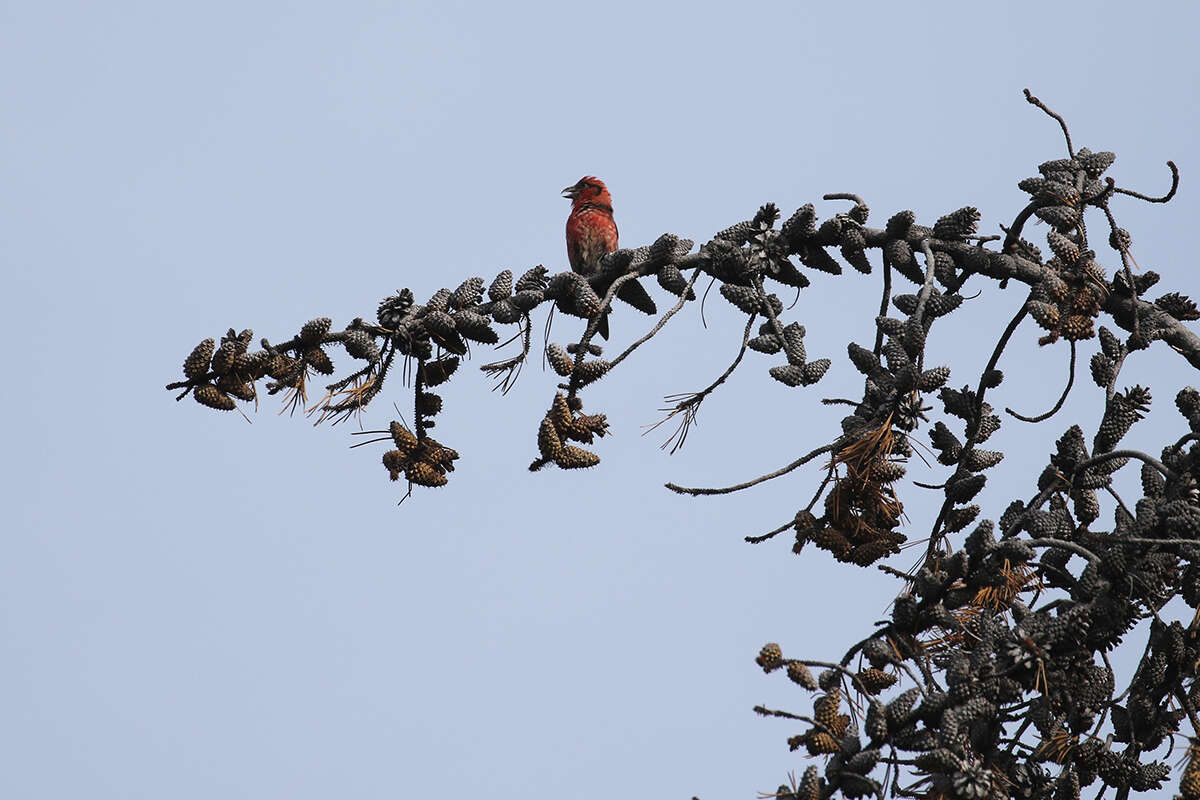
[[563, 176, 619, 338], [563, 176, 618, 276], [562, 176, 657, 339]]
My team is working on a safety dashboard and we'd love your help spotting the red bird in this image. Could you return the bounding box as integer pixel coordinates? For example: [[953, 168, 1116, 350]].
[[563, 176, 619, 339], [563, 176, 655, 339], [563, 176, 619, 276]]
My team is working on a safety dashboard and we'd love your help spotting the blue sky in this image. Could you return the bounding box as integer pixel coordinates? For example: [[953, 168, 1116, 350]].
[[3, 2, 1198, 798]]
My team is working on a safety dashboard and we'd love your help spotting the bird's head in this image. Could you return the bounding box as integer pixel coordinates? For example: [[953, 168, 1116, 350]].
[[562, 176, 612, 207]]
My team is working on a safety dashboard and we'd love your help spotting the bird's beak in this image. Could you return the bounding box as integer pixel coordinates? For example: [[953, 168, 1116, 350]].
[[562, 185, 578, 199]]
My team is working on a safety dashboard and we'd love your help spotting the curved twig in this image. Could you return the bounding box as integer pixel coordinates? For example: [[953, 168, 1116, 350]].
[[1006, 341, 1076, 422], [1001, 201, 1044, 255], [1024, 88, 1074, 157], [1025, 538, 1101, 566], [699, 275, 717, 328], [666, 443, 834, 496], [1075, 449, 1177, 482], [1174, 432, 1200, 450], [823, 192, 866, 208], [1112, 160, 1179, 203]]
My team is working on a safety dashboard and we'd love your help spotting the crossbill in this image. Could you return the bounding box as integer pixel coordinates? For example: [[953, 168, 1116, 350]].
[[563, 176, 655, 339]]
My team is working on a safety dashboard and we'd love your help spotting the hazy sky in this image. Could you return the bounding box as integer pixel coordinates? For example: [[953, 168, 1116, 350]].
[[4, 2, 1198, 798]]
